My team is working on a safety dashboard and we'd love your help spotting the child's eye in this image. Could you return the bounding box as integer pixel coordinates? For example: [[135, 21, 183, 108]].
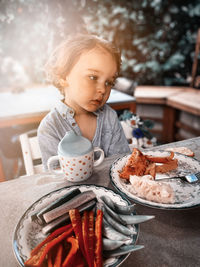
[[105, 80, 115, 87], [89, 75, 98, 81]]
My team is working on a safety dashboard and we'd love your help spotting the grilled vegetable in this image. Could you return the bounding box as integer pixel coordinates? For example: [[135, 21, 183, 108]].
[[31, 224, 72, 256], [42, 199, 96, 235], [24, 226, 73, 267], [31, 188, 81, 224], [62, 236, 79, 267], [82, 211, 94, 267], [69, 209, 86, 258], [94, 209, 103, 267], [88, 210, 95, 267], [47, 250, 53, 267], [43, 190, 96, 223], [26, 188, 152, 266], [54, 243, 63, 267]]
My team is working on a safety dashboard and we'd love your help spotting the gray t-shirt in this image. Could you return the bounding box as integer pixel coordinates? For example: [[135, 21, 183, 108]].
[[37, 100, 130, 170]]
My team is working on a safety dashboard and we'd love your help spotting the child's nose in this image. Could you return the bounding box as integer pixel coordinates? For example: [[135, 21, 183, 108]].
[[97, 83, 106, 94]]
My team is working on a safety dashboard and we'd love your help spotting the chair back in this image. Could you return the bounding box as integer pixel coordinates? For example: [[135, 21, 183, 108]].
[[19, 129, 43, 175]]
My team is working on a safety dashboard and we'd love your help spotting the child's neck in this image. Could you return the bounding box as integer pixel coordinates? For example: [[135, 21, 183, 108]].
[[75, 112, 97, 141], [64, 99, 88, 116], [63, 99, 97, 141]]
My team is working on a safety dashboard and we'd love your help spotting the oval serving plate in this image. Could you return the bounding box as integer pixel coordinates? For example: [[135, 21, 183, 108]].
[[110, 151, 200, 210], [13, 184, 139, 267]]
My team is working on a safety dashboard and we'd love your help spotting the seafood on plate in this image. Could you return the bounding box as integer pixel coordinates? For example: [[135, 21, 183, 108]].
[[165, 147, 194, 157], [119, 148, 178, 180], [119, 148, 179, 204], [24, 188, 154, 267], [129, 175, 174, 204]]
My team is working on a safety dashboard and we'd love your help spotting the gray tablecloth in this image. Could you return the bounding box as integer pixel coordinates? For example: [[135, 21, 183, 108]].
[[0, 137, 200, 267]]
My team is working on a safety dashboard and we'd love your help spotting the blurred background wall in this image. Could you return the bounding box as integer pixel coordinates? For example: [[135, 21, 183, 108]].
[[0, 0, 200, 92]]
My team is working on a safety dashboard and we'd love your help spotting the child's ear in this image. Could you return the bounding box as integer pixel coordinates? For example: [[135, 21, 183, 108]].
[[60, 78, 68, 87]]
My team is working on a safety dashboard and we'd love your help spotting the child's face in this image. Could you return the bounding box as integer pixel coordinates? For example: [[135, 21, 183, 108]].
[[63, 47, 118, 114]]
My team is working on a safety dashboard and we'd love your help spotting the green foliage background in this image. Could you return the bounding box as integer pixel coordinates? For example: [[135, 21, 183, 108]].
[[0, 0, 200, 90]]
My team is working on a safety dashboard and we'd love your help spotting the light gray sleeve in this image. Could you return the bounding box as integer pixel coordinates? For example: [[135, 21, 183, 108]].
[[37, 120, 60, 170], [106, 109, 131, 156]]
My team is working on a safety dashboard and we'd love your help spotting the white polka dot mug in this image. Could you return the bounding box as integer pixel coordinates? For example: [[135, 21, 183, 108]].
[[47, 131, 104, 182]]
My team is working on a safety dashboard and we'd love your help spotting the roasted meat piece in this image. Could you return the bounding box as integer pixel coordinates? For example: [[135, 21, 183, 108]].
[[120, 148, 150, 179], [119, 148, 178, 180]]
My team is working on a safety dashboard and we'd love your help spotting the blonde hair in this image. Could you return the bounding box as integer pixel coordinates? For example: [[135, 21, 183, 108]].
[[45, 34, 121, 92]]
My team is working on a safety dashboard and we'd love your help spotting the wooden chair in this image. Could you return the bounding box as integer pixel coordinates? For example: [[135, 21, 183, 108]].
[[19, 129, 44, 175]]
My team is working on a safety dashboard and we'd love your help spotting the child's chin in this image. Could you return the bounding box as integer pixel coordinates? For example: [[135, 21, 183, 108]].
[[86, 104, 101, 112], [88, 107, 99, 112]]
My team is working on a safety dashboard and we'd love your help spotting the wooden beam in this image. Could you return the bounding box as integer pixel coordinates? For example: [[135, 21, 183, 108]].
[[176, 121, 200, 136], [190, 28, 200, 87], [0, 112, 47, 128], [109, 102, 136, 113]]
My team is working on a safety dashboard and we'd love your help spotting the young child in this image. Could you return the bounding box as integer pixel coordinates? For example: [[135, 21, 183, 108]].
[[38, 34, 131, 170]]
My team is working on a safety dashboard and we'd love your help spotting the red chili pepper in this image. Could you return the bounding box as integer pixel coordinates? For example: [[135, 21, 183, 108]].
[[47, 251, 53, 267], [54, 243, 63, 267], [69, 209, 86, 258], [30, 224, 72, 256], [24, 227, 73, 267], [82, 211, 94, 267], [62, 236, 79, 267], [88, 210, 95, 267], [94, 210, 103, 267], [72, 249, 87, 267]]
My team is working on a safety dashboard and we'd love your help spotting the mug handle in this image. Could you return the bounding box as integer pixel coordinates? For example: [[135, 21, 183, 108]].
[[47, 155, 62, 174], [93, 147, 104, 167]]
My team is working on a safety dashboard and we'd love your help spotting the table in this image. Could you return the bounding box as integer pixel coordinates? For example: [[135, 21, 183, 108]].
[[134, 86, 186, 105], [167, 88, 200, 116], [107, 88, 136, 113], [0, 85, 136, 128], [134, 86, 200, 143], [0, 137, 200, 266]]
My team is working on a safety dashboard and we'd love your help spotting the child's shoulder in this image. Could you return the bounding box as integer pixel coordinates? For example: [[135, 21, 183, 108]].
[[38, 107, 60, 131], [101, 103, 118, 116], [99, 104, 118, 127]]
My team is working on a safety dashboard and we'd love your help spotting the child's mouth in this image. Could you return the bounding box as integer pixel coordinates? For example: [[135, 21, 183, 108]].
[[91, 99, 102, 106]]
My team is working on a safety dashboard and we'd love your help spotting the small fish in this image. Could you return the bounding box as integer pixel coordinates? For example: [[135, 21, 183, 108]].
[[101, 195, 135, 215], [103, 209, 135, 236], [100, 195, 116, 210], [103, 238, 125, 251], [103, 203, 126, 225], [104, 244, 144, 257], [103, 218, 132, 242], [119, 214, 155, 225]]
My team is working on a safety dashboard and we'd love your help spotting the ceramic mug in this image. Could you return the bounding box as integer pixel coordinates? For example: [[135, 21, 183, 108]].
[[47, 131, 104, 182]]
